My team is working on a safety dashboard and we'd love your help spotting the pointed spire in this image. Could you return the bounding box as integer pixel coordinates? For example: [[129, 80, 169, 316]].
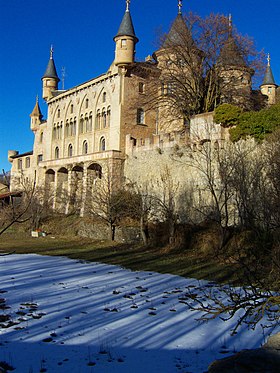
[[30, 96, 43, 119], [219, 16, 247, 67], [114, 0, 138, 42], [42, 46, 60, 82], [262, 53, 276, 86], [178, 0, 183, 15], [163, 11, 193, 48]]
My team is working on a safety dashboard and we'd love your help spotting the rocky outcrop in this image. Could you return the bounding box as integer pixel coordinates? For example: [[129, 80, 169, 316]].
[[208, 332, 280, 373]]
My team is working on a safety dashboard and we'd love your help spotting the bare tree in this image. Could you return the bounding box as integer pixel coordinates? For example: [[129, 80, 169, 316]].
[[137, 12, 264, 130]]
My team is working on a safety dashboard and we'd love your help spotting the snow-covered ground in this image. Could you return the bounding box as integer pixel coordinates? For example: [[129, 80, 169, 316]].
[[0, 254, 278, 373]]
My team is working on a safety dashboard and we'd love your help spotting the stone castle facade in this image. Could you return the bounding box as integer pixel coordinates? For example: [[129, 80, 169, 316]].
[[8, 1, 279, 215]]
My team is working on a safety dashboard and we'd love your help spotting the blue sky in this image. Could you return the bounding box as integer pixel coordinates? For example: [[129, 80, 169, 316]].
[[0, 0, 279, 172]]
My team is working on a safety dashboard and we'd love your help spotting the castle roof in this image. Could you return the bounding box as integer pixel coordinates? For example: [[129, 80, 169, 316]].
[[42, 48, 60, 81], [163, 14, 193, 48], [30, 97, 43, 119], [219, 35, 247, 67], [261, 58, 277, 86], [114, 6, 138, 42]]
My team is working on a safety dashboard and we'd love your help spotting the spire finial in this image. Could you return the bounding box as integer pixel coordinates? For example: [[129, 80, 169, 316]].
[[126, 0, 130, 12], [267, 53, 271, 66], [36, 94, 39, 104], [178, 0, 183, 15], [50, 45, 54, 59]]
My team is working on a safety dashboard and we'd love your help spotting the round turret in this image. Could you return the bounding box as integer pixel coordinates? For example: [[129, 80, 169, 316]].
[[114, 1, 138, 67], [42, 46, 60, 101]]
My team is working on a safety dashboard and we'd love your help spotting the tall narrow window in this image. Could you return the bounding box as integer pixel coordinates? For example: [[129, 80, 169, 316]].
[[102, 108, 107, 128], [70, 119, 73, 136], [85, 116, 89, 132], [65, 120, 69, 137], [73, 117, 77, 135], [79, 115, 84, 134], [68, 144, 73, 157], [89, 112, 92, 131], [102, 92, 106, 103], [96, 109, 101, 129], [70, 104, 74, 114], [82, 140, 88, 155], [57, 109, 60, 118], [55, 147, 59, 159], [137, 108, 145, 124], [53, 126, 56, 140], [100, 137, 106, 151], [121, 39, 127, 48], [139, 82, 144, 93], [85, 98, 89, 109], [25, 157, 30, 168], [37, 154, 43, 164], [107, 107, 111, 127], [18, 159, 22, 170], [40, 132, 43, 143]]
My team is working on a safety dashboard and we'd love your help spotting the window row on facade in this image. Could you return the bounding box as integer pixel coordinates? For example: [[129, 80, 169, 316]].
[[53, 107, 111, 140], [54, 137, 106, 159]]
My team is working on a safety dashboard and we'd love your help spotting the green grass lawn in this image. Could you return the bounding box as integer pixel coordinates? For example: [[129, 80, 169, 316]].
[[0, 230, 241, 284]]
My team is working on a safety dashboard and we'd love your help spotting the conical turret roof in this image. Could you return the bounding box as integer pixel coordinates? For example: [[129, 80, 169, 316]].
[[219, 35, 247, 67], [42, 48, 60, 81], [261, 55, 276, 86], [114, 7, 138, 42], [163, 14, 193, 48], [30, 97, 43, 119]]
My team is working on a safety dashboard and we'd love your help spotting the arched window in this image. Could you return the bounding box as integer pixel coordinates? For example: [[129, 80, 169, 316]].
[[137, 108, 145, 124], [68, 144, 73, 157], [25, 157, 30, 168], [57, 109, 60, 118], [85, 98, 89, 109], [82, 140, 88, 155], [70, 119, 73, 136], [102, 92, 106, 103], [107, 107, 111, 127], [96, 109, 101, 129], [65, 120, 69, 137], [89, 112, 92, 131], [79, 115, 84, 134], [55, 147, 59, 159], [85, 115, 89, 132], [102, 108, 107, 128], [18, 159, 22, 170], [100, 137, 106, 151], [73, 117, 77, 135], [70, 104, 74, 114], [40, 132, 43, 143]]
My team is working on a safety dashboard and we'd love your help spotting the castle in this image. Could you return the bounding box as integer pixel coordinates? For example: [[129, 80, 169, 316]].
[[8, 1, 279, 215]]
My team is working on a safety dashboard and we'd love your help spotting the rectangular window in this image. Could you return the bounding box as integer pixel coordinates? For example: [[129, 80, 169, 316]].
[[139, 82, 144, 93], [37, 154, 43, 164], [121, 39, 127, 48], [137, 108, 145, 125]]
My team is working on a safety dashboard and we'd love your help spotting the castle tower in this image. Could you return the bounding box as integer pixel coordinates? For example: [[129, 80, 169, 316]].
[[154, 0, 196, 68], [218, 15, 253, 109], [30, 96, 43, 131], [260, 54, 278, 105], [113, 0, 138, 67], [41, 46, 60, 101]]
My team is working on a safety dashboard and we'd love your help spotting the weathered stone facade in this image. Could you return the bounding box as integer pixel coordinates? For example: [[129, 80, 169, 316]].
[[8, 2, 278, 213]]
